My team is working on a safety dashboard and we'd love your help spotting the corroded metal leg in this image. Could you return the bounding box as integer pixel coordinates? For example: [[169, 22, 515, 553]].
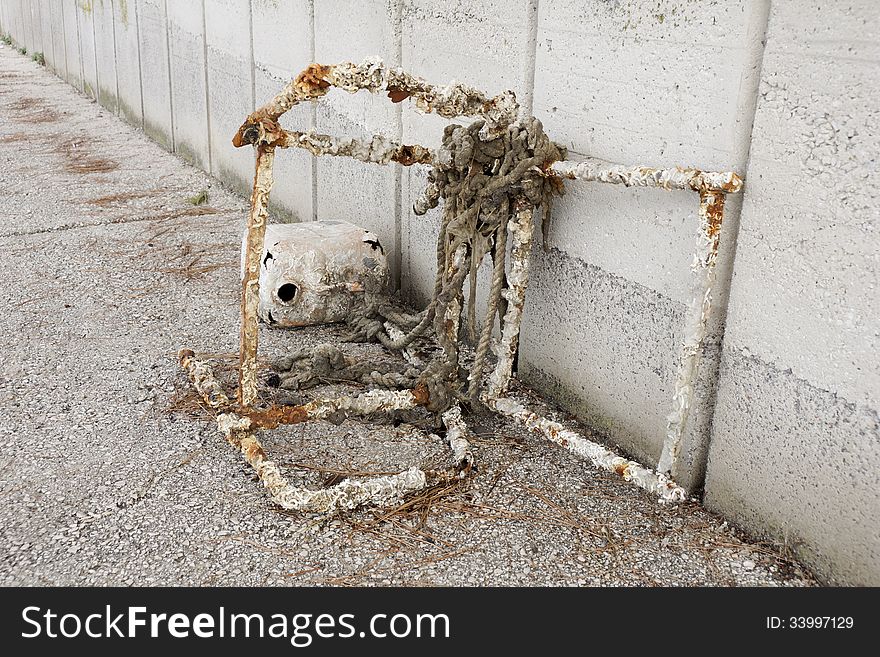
[[441, 404, 474, 471], [486, 396, 686, 502], [485, 200, 535, 399], [658, 189, 726, 476], [238, 145, 276, 407]]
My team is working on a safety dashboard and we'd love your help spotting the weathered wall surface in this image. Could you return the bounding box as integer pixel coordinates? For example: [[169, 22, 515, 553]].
[[1, 0, 877, 584], [703, 1, 880, 585]]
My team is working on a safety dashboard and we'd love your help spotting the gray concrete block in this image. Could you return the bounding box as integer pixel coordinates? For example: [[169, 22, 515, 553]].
[[705, 0, 880, 585], [204, 0, 253, 196], [518, 247, 685, 468], [316, 0, 399, 277], [111, 0, 143, 128], [252, 0, 312, 223], [535, 0, 761, 165], [400, 165, 440, 308], [16, 0, 38, 54], [61, 0, 82, 90], [1, 0, 17, 42], [36, 0, 53, 62], [75, 0, 98, 100], [400, 0, 533, 149], [31, 0, 45, 55], [8, 0, 24, 50], [399, 0, 535, 301], [135, 0, 172, 149], [720, 2, 880, 406], [46, 0, 68, 82], [91, 0, 117, 112], [705, 348, 880, 585], [166, 0, 208, 170]]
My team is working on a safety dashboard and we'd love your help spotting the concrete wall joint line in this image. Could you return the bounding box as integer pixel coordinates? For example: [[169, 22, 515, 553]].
[[134, 0, 145, 127], [163, 0, 176, 152], [702, 0, 773, 467], [308, 0, 317, 222], [201, 0, 213, 174]]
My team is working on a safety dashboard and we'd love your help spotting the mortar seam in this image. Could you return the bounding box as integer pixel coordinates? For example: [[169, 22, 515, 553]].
[[134, 0, 145, 128]]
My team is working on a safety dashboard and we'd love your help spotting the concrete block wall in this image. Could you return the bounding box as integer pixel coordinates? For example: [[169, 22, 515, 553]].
[[1, 1, 877, 584], [316, 0, 401, 279], [91, 0, 117, 110], [136, 0, 172, 149], [166, 0, 208, 169], [251, 0, 313, 223], [110, 0, 144, 128], [520, 1, 769, 493], [75, 0, 97, 100], [703, 1, 880, 585]]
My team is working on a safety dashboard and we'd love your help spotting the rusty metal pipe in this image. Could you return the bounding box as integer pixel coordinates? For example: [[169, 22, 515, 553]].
[[658, 189, 726, 476], [279, 130, 434, 167], [485, 395, 686, 502], [238, 145, 275, 407], [550, 159, 743, 194], [485, 200, 535, 399], [233, 58, 518, 149]]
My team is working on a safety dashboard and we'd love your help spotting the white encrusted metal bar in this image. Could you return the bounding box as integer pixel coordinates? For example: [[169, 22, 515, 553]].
[[216, 413, 427, 514], [485, 396, 686, 502], [279, 130, 433, 167], [485, 200, 534, 399], [179, 349, 231, 410], [657, 189, 726, 476], [244, 386, 429, 430], [238, 145, 275, 407], [234, 57, 518, 146], [550, 159, 743, 194], [179, 351, 430, 513], [441, 404, 474, 471]]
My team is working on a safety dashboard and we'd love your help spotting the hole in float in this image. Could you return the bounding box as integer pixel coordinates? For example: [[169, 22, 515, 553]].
[[277, 282, 298, 303]]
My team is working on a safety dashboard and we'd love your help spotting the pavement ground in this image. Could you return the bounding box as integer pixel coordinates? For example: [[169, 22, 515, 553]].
[[0, 45, 814, 586]]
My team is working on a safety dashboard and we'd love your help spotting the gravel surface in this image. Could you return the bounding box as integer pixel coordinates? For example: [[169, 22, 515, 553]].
[[0, 46, 815, 587]]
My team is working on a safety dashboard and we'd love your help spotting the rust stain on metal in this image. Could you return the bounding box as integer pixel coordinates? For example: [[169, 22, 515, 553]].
[[295, 63, 332, 95], [701, 189, 726, 244], [387, 88, 410, 103], [245, 404, 310, 430], [242, 437, 266, 462], [411, 382, 430, 407], [392, 144, 431, 166]]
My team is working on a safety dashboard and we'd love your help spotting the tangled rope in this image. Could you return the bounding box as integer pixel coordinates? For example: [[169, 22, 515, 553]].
[[272, 116, 565, 413], [273, 343, 422, 390]]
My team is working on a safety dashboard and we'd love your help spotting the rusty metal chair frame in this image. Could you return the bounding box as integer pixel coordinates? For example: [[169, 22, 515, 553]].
[[178, 58, 743, 511]]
